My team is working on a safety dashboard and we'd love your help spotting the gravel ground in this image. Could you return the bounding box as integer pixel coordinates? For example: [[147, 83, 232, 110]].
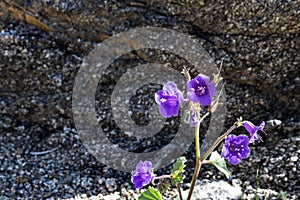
[[0, 120, 299, 199]]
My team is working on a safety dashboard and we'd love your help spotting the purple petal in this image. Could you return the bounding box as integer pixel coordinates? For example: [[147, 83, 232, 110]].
[[187, 89, 198, 103], [159, 105, 168, 118], [195, 74, 210, 85], [131, 172, 152, 190], [258, 121, 265, 130], [221, 145, 230, 158], [236, 135, 250, 145], [158, 97, 180, 118], [229, 156, 242, 165], [142, 161, 153, 171], [243, 121, 256, 135], [224, 134, 235, 145], [135, 161, 145, 171], [199, 74, 216, 97], [207, 81, 217, 97], [187, 78, 199, 91], [243, 121, 265, 143], [163, 82, 178, 95], [241, 146, 251, 159], [249, 133, 260, 143], [135, 161, 152, 172], [131, 173, 142, 187], [154, 91, 165, 105], [198, 93, 212, 106], [176, 90, 184, 104]]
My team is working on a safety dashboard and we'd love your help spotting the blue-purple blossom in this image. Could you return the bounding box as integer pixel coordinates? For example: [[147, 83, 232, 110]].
[[155, 82, 184, 118], [243, 121, 265, 143], [189, 110, 199, 127], [221, 134, 250, 165], [131, 161, 154, 190], [187, 74, 216, 106]]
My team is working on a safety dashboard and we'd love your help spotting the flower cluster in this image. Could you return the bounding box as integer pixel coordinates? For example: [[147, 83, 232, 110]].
[[155, 74, 216, 126], [154, 73, 266, 166]]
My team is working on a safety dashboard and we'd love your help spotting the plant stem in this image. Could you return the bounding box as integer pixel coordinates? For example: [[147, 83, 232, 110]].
[[176, 183, 183, 200], [194, 123, 200, 160], [153, 174, 172, 180], [199, 112, 210, 124], [186, 112, 210, 200], [187, 158, 201, 200], [201, 160, 212, 165], [201, 122, 238, 162], [187, 124, 201, 200]]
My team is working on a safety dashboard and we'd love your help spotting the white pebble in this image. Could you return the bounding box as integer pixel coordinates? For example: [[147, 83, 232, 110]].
[[290, 156, 298, 162]]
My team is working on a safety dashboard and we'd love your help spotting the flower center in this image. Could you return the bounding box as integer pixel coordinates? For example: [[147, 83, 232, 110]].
[[229, 143, 238, 152], [196, 86, 206, 96], [229, 143, 245, 154], [160, 98, 167, 103]]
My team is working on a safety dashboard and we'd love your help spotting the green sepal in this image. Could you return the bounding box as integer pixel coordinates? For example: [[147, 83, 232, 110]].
[[209, 151, 232, 179], [138, 187, 162, 200], [171, 157, 187, 184]]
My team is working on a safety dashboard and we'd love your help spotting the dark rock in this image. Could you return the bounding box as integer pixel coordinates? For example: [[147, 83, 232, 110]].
[[1, 0, 298, 135]]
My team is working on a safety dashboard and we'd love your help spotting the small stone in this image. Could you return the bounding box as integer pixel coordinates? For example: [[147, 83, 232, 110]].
[[231, 179, 242, 187], [105, 178, 117, 192], [290, 156, 298, 162]]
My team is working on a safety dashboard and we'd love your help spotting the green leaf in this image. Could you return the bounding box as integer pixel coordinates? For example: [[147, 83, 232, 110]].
[[171, 157, 187, 184], [172, 157, 186, 174], [172, 173, 185, 185], [138, 187, 162, 200], [209, 151, 232, 179]]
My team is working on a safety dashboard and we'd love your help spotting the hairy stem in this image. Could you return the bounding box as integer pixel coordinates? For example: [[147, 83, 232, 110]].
[[153, 175, 172, 180]]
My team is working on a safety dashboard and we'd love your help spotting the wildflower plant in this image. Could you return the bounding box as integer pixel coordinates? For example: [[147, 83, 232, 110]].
[[131, 67, 266, 200]]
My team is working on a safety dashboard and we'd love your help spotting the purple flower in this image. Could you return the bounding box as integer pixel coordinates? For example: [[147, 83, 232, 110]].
[[189, 110, 199, 127], [243, 121, 265, 143], [187, 74, 216, 106], [131, 161, 154, 190], [221, 134, 250, 165], [155, 82, 184, 118]]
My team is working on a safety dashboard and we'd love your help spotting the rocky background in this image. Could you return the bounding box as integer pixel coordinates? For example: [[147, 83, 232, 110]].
[[0, 0, 299, 199]]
